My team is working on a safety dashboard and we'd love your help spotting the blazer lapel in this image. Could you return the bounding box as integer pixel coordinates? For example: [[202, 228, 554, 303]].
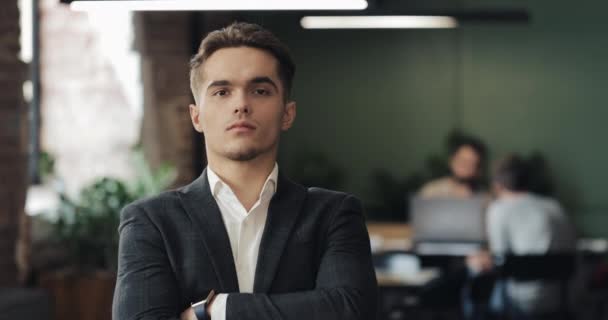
[[178, 170, 240, 292], [253, 172, 307, 293]]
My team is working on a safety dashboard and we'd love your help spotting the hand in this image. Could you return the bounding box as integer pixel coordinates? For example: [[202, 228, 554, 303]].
[[180, 307, 197, 320], [466, 250, 493, 274], [180, 295, 216, 320]]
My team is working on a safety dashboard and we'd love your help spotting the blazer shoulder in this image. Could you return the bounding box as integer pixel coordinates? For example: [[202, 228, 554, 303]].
[[307, 186, 347, 200], [305, 187, 363, 211], [120, 189, 182, 221]]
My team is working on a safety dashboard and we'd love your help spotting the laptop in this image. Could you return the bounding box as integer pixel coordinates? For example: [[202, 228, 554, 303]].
[[410, 196, 487, 256]]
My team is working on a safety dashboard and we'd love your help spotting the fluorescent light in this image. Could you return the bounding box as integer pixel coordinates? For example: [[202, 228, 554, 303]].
[[19, 0, 33, 63], [300, 16, 458, 29], [70, 0, 368, 11]]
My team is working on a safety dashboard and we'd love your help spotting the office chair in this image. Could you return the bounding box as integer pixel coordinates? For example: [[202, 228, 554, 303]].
[[495, 253, 576, 320]]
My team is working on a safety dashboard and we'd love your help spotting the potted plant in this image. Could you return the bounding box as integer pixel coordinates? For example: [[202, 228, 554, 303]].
[[39, 150, 176, 320]]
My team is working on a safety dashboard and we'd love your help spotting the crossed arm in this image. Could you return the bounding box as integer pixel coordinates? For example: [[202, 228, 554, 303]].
[[112, 196, 378, 320]]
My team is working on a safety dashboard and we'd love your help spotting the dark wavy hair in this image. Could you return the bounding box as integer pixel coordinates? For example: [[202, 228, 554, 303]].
[[493, 152, 555, 195], [189, 22, 295, 104], [493, 154, 532, 192], [447, 131, 488, 168]]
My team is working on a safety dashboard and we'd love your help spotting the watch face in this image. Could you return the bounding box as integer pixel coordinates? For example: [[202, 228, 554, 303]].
[[192, 290, 215, 320], [193, 301, 208, 320], [192, 289, 215, 308], [192, 299, 207, 308]]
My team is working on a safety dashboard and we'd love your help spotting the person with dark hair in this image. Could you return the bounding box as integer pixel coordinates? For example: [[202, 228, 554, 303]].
[[415, 133, 489, 316], [466, 154, 576, 318], [419, 133, 488, 198], [112, 22, 377, 320]]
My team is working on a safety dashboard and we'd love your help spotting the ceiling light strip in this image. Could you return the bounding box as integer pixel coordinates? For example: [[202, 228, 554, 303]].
[[301, 16, 458, 29], [70, 0, 368, 11]]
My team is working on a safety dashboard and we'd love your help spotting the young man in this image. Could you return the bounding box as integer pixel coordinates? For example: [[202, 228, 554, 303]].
[[112, 22, 377, 320]]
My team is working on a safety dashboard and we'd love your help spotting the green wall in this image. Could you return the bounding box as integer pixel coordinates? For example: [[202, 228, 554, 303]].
[[245, 1, 608, 237], [460, 0, 608, 237], [255, 16, 459, 200], [280, 27, 458, 199]]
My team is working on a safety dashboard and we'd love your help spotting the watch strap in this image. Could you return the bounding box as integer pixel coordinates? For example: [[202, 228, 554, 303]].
[[192, 290, 216, 320]]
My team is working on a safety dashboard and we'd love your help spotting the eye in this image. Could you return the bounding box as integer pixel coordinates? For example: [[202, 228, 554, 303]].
[[253, 88, 272, 96], [213, 89, 229, 96]]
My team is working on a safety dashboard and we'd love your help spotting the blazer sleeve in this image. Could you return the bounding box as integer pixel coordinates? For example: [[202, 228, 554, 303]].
[[225, 195, 378, 320], [112, 203, 182, 320]]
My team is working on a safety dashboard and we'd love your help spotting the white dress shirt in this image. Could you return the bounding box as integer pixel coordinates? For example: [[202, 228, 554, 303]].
[[205, 164, 278, 320]]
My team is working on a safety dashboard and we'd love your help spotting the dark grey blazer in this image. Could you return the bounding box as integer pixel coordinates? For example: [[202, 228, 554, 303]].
[[112, 170, 377, 320]]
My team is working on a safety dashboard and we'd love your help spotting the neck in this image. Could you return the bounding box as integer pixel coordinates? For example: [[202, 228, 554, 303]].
[[207, 151, 277, 211], [451, 175, 480, 192], [499, 189, 528, 199]]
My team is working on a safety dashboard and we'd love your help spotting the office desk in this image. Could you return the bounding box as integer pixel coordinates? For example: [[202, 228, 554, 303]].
[[367, 223, 413, 252], [368, 222, 608, 320], [375, 267, 442, 319], [367, 222, 608, 257]]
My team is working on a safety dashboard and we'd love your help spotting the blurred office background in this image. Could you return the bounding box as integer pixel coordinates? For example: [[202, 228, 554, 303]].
[[1, 0, 607, 319]]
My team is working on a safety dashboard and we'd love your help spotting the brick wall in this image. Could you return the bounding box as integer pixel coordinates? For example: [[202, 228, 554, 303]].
[[134, 12, 201, 186], [0, 0, 27, 286]]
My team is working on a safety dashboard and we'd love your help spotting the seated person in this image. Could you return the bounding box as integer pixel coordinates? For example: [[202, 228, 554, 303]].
[[467, 154, 576, 317], [419, 133, 488, 199], [416, 134, 489, 311]]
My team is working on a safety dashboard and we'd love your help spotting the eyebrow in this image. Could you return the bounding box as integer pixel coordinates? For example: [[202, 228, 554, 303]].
[[250, 76, 278, 90], [207, 80, 231, 90], [206, 76, 279, 91]]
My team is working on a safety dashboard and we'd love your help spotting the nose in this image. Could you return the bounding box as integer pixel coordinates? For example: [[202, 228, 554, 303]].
[[233, 93, 250, 115]]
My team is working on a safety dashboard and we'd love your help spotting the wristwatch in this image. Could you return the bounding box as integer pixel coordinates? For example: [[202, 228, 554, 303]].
[[192, 289, 216, 320]]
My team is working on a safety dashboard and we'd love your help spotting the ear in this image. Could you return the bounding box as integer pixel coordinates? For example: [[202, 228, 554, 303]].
[[189, 104, 204, 133], [281, 101, 296, 131]]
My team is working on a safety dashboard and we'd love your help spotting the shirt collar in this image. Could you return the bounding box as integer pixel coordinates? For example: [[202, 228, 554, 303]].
[[206, 163, 279, 199]]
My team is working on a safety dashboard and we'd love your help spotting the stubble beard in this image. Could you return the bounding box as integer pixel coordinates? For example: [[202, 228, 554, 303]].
[[223, 141, 277, 162], [225, 148, 261, 161]]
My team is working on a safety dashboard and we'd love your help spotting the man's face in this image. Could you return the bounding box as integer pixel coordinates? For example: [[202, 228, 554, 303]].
[[450, 145, 481, 180], [189, 47, 296, 163]]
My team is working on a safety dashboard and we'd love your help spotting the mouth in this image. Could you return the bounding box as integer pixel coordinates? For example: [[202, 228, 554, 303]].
[[227, 121, 256, 132]]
